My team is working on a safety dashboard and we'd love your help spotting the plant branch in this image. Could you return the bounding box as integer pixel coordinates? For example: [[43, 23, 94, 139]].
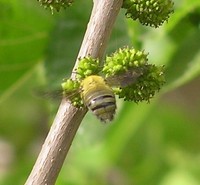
[[25, 0, 123, 184]]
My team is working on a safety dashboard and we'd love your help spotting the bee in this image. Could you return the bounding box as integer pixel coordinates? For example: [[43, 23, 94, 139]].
[[80, 75, 116, 123], [63, 69, 144, 123]]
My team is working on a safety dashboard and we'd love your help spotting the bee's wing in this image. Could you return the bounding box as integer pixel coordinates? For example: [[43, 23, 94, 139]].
[[105, 69, 144, 88], [34, 88, 81, 101], [63, 89, 82, 99], [33, 89, 63, 101]]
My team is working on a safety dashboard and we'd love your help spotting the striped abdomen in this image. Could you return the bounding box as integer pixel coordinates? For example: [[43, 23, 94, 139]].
[[86, 91, 116, 122], [81, 75, 116, 122]]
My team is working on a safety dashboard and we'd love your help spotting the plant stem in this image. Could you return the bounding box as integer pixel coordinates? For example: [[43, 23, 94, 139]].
[[25, 0, 123, 184]]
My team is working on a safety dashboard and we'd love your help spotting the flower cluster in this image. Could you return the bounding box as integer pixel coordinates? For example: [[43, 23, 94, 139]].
[[61, 79, 82, 107], [76, 57, 100, 80], [103, 47, 148, 77], [114, 64, 165, 102], [37, 0, 73, 12], [122, 0, 174, 27], [102, 47, 165, 102]]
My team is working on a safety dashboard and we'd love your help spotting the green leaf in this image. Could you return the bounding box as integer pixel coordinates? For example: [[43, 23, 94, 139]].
[[130, 1, 200, 92], [104, 100, 156, 161], [0, 0, 53, 103], [165, 29, 200, 91], [43, 1, 92, 89]]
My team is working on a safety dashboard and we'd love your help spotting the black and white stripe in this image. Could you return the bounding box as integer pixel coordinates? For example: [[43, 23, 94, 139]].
[[87, 94, 116, 122]]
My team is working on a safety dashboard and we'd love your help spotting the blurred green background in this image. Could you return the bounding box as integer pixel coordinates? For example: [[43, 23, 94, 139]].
[[0, 0, 200, 184]]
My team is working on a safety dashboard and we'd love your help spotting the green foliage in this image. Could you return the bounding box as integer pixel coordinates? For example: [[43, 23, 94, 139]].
[[122, 0, 174, 27], [1, 0, 200, 185], [0, 0, 53, 99]]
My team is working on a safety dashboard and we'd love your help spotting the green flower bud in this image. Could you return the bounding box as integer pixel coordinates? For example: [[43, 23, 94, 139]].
[[61, 79, 79, 92], [76, 57, 101, 80], [61, 79, 83, 107], [122, 0, 174, 28]]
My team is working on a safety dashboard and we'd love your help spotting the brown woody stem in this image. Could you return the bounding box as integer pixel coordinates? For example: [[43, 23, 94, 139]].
[[25, 0, 123, 184]]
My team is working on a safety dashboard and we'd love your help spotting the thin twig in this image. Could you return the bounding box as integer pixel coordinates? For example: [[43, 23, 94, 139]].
[[25, 0, 123, 184]]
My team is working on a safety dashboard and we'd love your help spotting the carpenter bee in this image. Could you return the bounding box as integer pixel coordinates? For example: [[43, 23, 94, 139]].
[[63, 69, 143, 123]]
